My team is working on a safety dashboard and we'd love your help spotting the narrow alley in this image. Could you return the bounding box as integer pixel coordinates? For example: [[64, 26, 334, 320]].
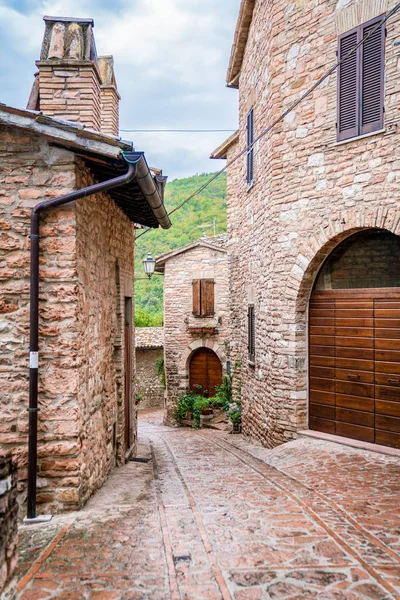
[[14, 410, 400, 599]]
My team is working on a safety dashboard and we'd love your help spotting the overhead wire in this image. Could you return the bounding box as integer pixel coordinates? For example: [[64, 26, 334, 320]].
[[121, 129, 236, 133], [135, 3, 400, 244]]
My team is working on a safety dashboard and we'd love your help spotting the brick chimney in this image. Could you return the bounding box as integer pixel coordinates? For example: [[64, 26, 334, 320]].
[[29, 16, 119, 135], [98, 56, 120, 137]]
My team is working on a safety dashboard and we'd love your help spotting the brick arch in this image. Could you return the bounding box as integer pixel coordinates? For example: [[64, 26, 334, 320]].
[[286, 208, 400, 315], [282, 208, 400, 431], [179, 339, 226, 377]]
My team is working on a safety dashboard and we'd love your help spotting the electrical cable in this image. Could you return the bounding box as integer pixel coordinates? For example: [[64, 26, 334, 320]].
[[135, 4, 400, 244], [121, 129, 236, 133]]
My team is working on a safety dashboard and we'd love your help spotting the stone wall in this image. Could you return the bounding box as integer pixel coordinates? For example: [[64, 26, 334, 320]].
[[224, 0, 400, 447], [162, 241, 229, 424], [74, 159, 136, 507], [0, 454, 18, 600], [0, 127, 79, 509], [0, 127, 136, 511], [136, 348, 165, 409]]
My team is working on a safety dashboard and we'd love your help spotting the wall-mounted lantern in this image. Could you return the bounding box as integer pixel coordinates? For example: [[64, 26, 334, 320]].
[[143, 252, 156, 279]]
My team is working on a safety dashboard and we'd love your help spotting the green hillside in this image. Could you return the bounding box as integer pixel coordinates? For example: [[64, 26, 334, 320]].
[[134, 172, 227, 325]]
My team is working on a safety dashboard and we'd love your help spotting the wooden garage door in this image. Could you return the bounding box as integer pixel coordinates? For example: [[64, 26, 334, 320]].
[[309, 289, 400, 449], [189, 348, 222, 397]]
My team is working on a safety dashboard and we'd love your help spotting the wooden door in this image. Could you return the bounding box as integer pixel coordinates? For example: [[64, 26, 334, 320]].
[[374, 297, 400, 447], [124, 321, 131, 451], [309, 289, 400, 449], [189, 348, 222, 397]]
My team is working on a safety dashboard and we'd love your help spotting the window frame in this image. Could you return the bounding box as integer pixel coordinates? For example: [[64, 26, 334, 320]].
[[337, 15, 385, 143], [246, 106, 254, 187], [247, 303, 255, 365]]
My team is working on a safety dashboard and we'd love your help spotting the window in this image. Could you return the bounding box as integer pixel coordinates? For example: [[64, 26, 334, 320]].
[[337, 16, 385, 142], [248, 304, 255, 363], [192, 279, 215, 317], [246, 107, 254, 185]]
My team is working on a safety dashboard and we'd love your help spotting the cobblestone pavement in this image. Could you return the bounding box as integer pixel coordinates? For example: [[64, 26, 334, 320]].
[[15, 409, 400, 599]]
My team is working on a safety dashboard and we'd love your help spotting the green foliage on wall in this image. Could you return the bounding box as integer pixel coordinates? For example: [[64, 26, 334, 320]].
[[134, 172, 227, 325]]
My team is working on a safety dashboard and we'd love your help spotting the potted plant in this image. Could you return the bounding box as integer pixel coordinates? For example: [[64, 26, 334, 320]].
[[176, 392, 196, 421], [227, 402, 242, 433], [193, 397, 213, 429]]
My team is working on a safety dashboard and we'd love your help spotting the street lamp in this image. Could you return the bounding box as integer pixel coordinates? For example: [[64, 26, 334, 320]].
[[143, 252, 156, 279]]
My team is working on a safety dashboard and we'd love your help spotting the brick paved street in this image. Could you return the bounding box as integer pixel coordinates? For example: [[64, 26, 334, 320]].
[[15, 409, 400, 599]]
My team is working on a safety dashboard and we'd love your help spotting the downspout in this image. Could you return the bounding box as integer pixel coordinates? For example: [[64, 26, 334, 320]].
[[26, 161, 137, 522]]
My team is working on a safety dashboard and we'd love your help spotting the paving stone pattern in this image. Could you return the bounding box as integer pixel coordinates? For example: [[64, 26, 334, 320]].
[[15, 409, 400, 599]]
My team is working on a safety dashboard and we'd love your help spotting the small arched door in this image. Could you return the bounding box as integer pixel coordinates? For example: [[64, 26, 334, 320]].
[[189, 348, 222, 397], [309, 229, 400, 449]]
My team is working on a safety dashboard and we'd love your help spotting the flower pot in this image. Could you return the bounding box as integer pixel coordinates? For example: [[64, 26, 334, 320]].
[[232, 422, 241, 433], [201, 409, 213, 416]]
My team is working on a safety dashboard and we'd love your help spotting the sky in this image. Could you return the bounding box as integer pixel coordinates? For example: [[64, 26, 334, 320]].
[[0, 0, 240, 180]]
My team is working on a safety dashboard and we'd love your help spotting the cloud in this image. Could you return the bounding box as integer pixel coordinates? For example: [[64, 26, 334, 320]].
[[0, 0, 240, 179]]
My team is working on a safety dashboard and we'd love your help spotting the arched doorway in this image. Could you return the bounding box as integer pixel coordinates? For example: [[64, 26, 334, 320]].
[[309, 229, 400, 449], [189, 348, 222, 397]]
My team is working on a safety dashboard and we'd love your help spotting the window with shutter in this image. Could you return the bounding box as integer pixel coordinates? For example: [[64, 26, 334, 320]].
[[192, 278, 215, 317], [337, 16, 384, 142], [248, 304, 255, 363], [361, 18, 385, 135], [201, 279, 215, 316], [192, 279, 201, 316], [246, 107, 254, 186]]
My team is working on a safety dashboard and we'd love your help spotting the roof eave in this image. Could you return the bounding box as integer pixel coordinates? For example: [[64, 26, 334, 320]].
[[210, 130, 239, 159], [0, 103, 129, 159], [155, 240, 228, 270], [226, 0, 256, 87], [0, 104, 170, 230]]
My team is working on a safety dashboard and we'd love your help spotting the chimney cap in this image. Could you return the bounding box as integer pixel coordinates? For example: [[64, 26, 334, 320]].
[[43, 15, 94, 26]]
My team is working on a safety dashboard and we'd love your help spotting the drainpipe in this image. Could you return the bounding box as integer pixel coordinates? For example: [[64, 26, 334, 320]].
[[25, 161, 137, 523]]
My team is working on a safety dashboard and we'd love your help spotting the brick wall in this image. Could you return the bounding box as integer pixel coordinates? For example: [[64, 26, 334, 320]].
[[0, 127, 136, 511], [0, 454, 18, 600], [162, 242, 229, 424], [225, 0, 400, 447], [136, 348, 165, 409], [37, 62, 102, 131]]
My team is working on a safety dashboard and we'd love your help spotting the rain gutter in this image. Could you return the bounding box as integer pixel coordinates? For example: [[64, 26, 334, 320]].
[[123, 151, 171, 229]]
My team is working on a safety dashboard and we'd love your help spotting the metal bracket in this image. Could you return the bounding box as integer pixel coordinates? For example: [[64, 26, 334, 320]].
[[26, 407, 40, 413]]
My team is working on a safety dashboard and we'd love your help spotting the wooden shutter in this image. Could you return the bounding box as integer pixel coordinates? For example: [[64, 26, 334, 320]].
[[337, 30, 359, 141], [360, 17, 384, 135], [246, 107, 254, 185], [192, 279, 201, 316], [248, 305, 255, 363], [337, 16, 385, 142], [201, 279, 215, 316]]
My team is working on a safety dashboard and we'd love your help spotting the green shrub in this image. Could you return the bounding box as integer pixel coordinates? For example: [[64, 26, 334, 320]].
[[175, 392, 196, 420], [213, 373, 233, 411], [227, 402, 242, 426], [193, 397, 211, 429]]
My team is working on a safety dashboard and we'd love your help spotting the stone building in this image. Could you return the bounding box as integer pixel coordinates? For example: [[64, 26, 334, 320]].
[[155, 236, 229, 424], [0, 454, 18, 599], [135, 327, 165, 410], [0, 16, 170, 514], [212, 0, 400, 449]]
